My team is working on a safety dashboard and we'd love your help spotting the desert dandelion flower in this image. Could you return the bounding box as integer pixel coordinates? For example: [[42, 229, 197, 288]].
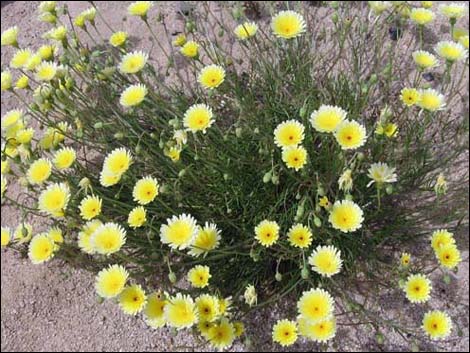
[[400, 252, 411, 267], [234, 22, 258, 40], [28, 233, 55, 264], [274, 120, 305, 148], [297, 288, 335, 323], [27, 158, 52, 185], [431, 229, 455, 252], [196, 294, 220, 322], [103, 148, 133, 176], [109, 31, 128, 47], [422, 310, 452, 340], [459, 34, 469, 49], [79, 195, 102, 221], [188, 265, 211, 288], [1, 26, 19, 47], [91, 222, 126, 255], [10, 49, 33, 69], [282, 145, 308, 171], [439, 3, 468, 20], [53, 147, 76, 170], [334, 120, 367, 150], [412, 50, 439, 69], [435, 41, 467, 62], [244, 284, 257, 307], [1, 228, 11, 247], [271, 11, 306, 39], [120, 84, 147, 107], [180, 41, 199, 58], [338, 169, 353, 192], [329, 200, 364, 233], [417, 88, 445, 111], [2, 109, 23, 129], [119, 51, 148, 74], [208, 319, 236, 350], [410, 8, 435, 26], [308, 245, 343, 277], [189, 222, 221, 257], [272, 319, 298, 347], [133, 176, 159, 205], [288, 224, 312, 248], [404, 274, 432, 303], [255, 220, 280, 247], [14, 223, 33, 243], [183, 104, 214, 133], [128, 1, 153, 18], [400, 87, 421, 106], [198, 64, 225, 89], [128, 206, 147, 228], [1, 70, 12, 91], [164, 293, 198, 330], [160, 214, 198, 250], [38, 183, 70, 217], [95, 264, 128, 299], [298, 316, 336, 342], [367, 162, 397, 186], [369, 1, 392, 15], [35, 61, 58, 81], [119, 284, 147, 315], [436, 244, 461, 269], [144, 293, 167, 328], [78, 220, 102, 254], [310, 105, 347, 133]]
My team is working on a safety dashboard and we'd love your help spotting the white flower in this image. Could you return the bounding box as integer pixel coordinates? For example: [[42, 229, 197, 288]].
[[367, 162, 397, 187]]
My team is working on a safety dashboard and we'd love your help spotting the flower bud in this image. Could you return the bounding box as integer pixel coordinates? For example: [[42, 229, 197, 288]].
[[168, 272, 177, 284], [275, 272, 283, 282], [301, 267, 310, 279]]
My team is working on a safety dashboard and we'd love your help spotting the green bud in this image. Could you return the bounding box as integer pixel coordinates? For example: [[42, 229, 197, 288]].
[[330, 1, 339, 9], [150, 132, 158, 140], [301, 267, 310, 279], [345, 194, 353, 201], [369, 74, 378, 85], [317, 185, 325, 196], [271, 174, 279, 185], [275, 272, 283, 282], [253, 128, 260, 134], [159, 184, 169, 194], [357, 152, 365, 161], [263, 171, 272, 183], [314, 216, 322, 228], [232, 6, 243, 20], [97, 296, 105, 304], [250, 248, 260, 262], [223, 173, 230, 181], [168, 272, 177, 284], [225, 56, 233, 66], [159, 140, 165, 149], [178, 169, 186, 178], [443, 274, 451, 285], [114, 132, 124, 140], [299, 104, 308, 119], [332, 12, 339, 24], [235, 127, 243, 138], [376, 332, 384, 345], [385, 185, 393, 194], [296, 204, 305, 218], [135, 145, 142, 154], [93, 122, 103, 129]]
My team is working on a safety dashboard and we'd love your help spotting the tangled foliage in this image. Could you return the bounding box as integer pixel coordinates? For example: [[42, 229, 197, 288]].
[[1, 1, 469, 350]]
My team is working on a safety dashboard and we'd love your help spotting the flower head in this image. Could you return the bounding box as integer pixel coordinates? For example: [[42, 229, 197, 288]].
[[164, 293, 198, 330], [435, 41, 467, 62], [401, 87, 421, 106], [417, 88, 445, 111], [234, 22, 258, 40], [308, 245, 343, 277], [119, 51, 148, 74], [78, 220, 102, 254], [95, 264, 128, 298], [28, 233, 56, 264], [119, 284, 147, 315], [310, 105, 347, 133], [160, 214, 198, 250], [436, 244, 461, 269], [128, 1, 153, 17], [183, 104, 214, 133], [369, 1, 392, 15], [208, 319, 236, 350], [271, 11, 306, 39], [329, 200, 364, 233], [196, 294, 220, 322], [10, 49, 33, 69], [180, 41, 199, 58], [274, 120, 305, 148], [272, 319, 298, 347], [404, 274, 432, 303], [79, 195, 102, 220], [431, 229, 455, 252], [103, 148, 133, 176], [1, 26, 19, 47], [91, 222, 126, 255], [120, 84, 147, 107], [288, 224, 312, 248], [188, 265, 211, 288], [128, 206, 147, 228], [255, 220, 280, 247], [244, 284, 257, 307], [53, 147, 76, 170], [413, 50, 439, 70], [38, 183, 70, 218], [298, 316, 336, 342], [422, 310, 452, 340], [189, 222, 221, 257], [459, 35, 469, 49], [1, 227, 11, 247], [35, 61, 58, 81], [439, 3, 467, 20], [1, 70, 12, 91], [198, 64, 225, 89], [297, 288, 335, 323], [282, 145, 308, 171], [367, 162, 397, 186], [338, 169, 353, 192], [109, 31, 128, 47], [400, 252, 411, 267], [410, 8, 435, 25], [133, 176, 159, 205], [27, 158, 52, 185], [334, 120, 367, 150], [144, 293, 167, 328]]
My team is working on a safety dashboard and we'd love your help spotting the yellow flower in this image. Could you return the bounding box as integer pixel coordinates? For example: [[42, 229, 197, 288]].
[[180, 41, 199, 58], [282, 145, 308, 171], [1, 159, 10, 174], [120, 84, 147, 107], [160, 214, 198, 250], [74, 14, 86, 28], [308, 245, 343, 277], [452, 27, 468, 41], [439, 3, 467, 20], [1, 227, 11, 247], [27, 158, 52, 185], [244, 284, 257, 307], [28, 233, 55, 264], [99, 170, 122, 187], [119, 284, 147, 315], [404, 274, 432, 303], [39, 12, 57, 24], [172, 34, 186, 47], [417, 88, 445, 111], [431, 229, 455, 252], [144, 292, 167, 328], [35, 61, 58, 81], [183, 103, 214, 133], [329, 200, 364, 233], [1, 70, 12, 91], [1, 26, 18, 47], [319, 196, 331, 209], [14, 223, 33, 243], [435, 40, 467, 62], [412, 50, 439, 70], [218, 297, 232, 317], [367, 162, 397, 186], [400, 87, 421, 106], [274, 120, 305, 148], [128, 1, 153, 17], [297, 288, 335, 323], [208, 319, 236, 350], [164, 293, 198, 330], [310, 105, 347, 133], [109, 31, 128, 47], [272, 319, 298, 347], [82, 7, 97, 22], [271, 10, 306, 39], [38, 1, 57, 14], [133, 176, 159, 205], [103, 148, 133, 176], [95, 264, 128, 298], [459, 34, 469, 49], [164, 146, 181, 162], [288, 224, 312, 248], [53, 147, 76, 170], [15, 75, 29, 90], [255, 220, 280, 247], [233, 322, 245, 338], [334, 120, 367, 150], [44, 26, 68, 41], [234, 22, 258, 40], [369, 1, 392, 15], [422, 310, 452, 340], [78, 220, 102, 254], [188, 265, 211, 288], [421, 1, 433, 9], [410, 8, 435, 25], [298, 316, 336, 342], [198, 64, 225, 89], [434, 173, 448, 195], [119, 51, 148, 74], [128, 206, 147, 228], [25, 53, 42, 71], [400, 252, 411, 267], [338, 169, 353, 192], [48, 227, 63, 244], [196, 294, 220, 322], [436, 244, 461, 269], [383, 122, 398, 137], [10, 49, 33, 68], [189, 222, 221, 257], [91, 222, 126, 255], [198, 321, 215, 339], [79, 195, 102, 221], [2, 109, 23, 129]]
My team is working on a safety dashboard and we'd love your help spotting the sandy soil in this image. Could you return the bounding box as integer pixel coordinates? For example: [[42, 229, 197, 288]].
[[1, 1, 469, 352]]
